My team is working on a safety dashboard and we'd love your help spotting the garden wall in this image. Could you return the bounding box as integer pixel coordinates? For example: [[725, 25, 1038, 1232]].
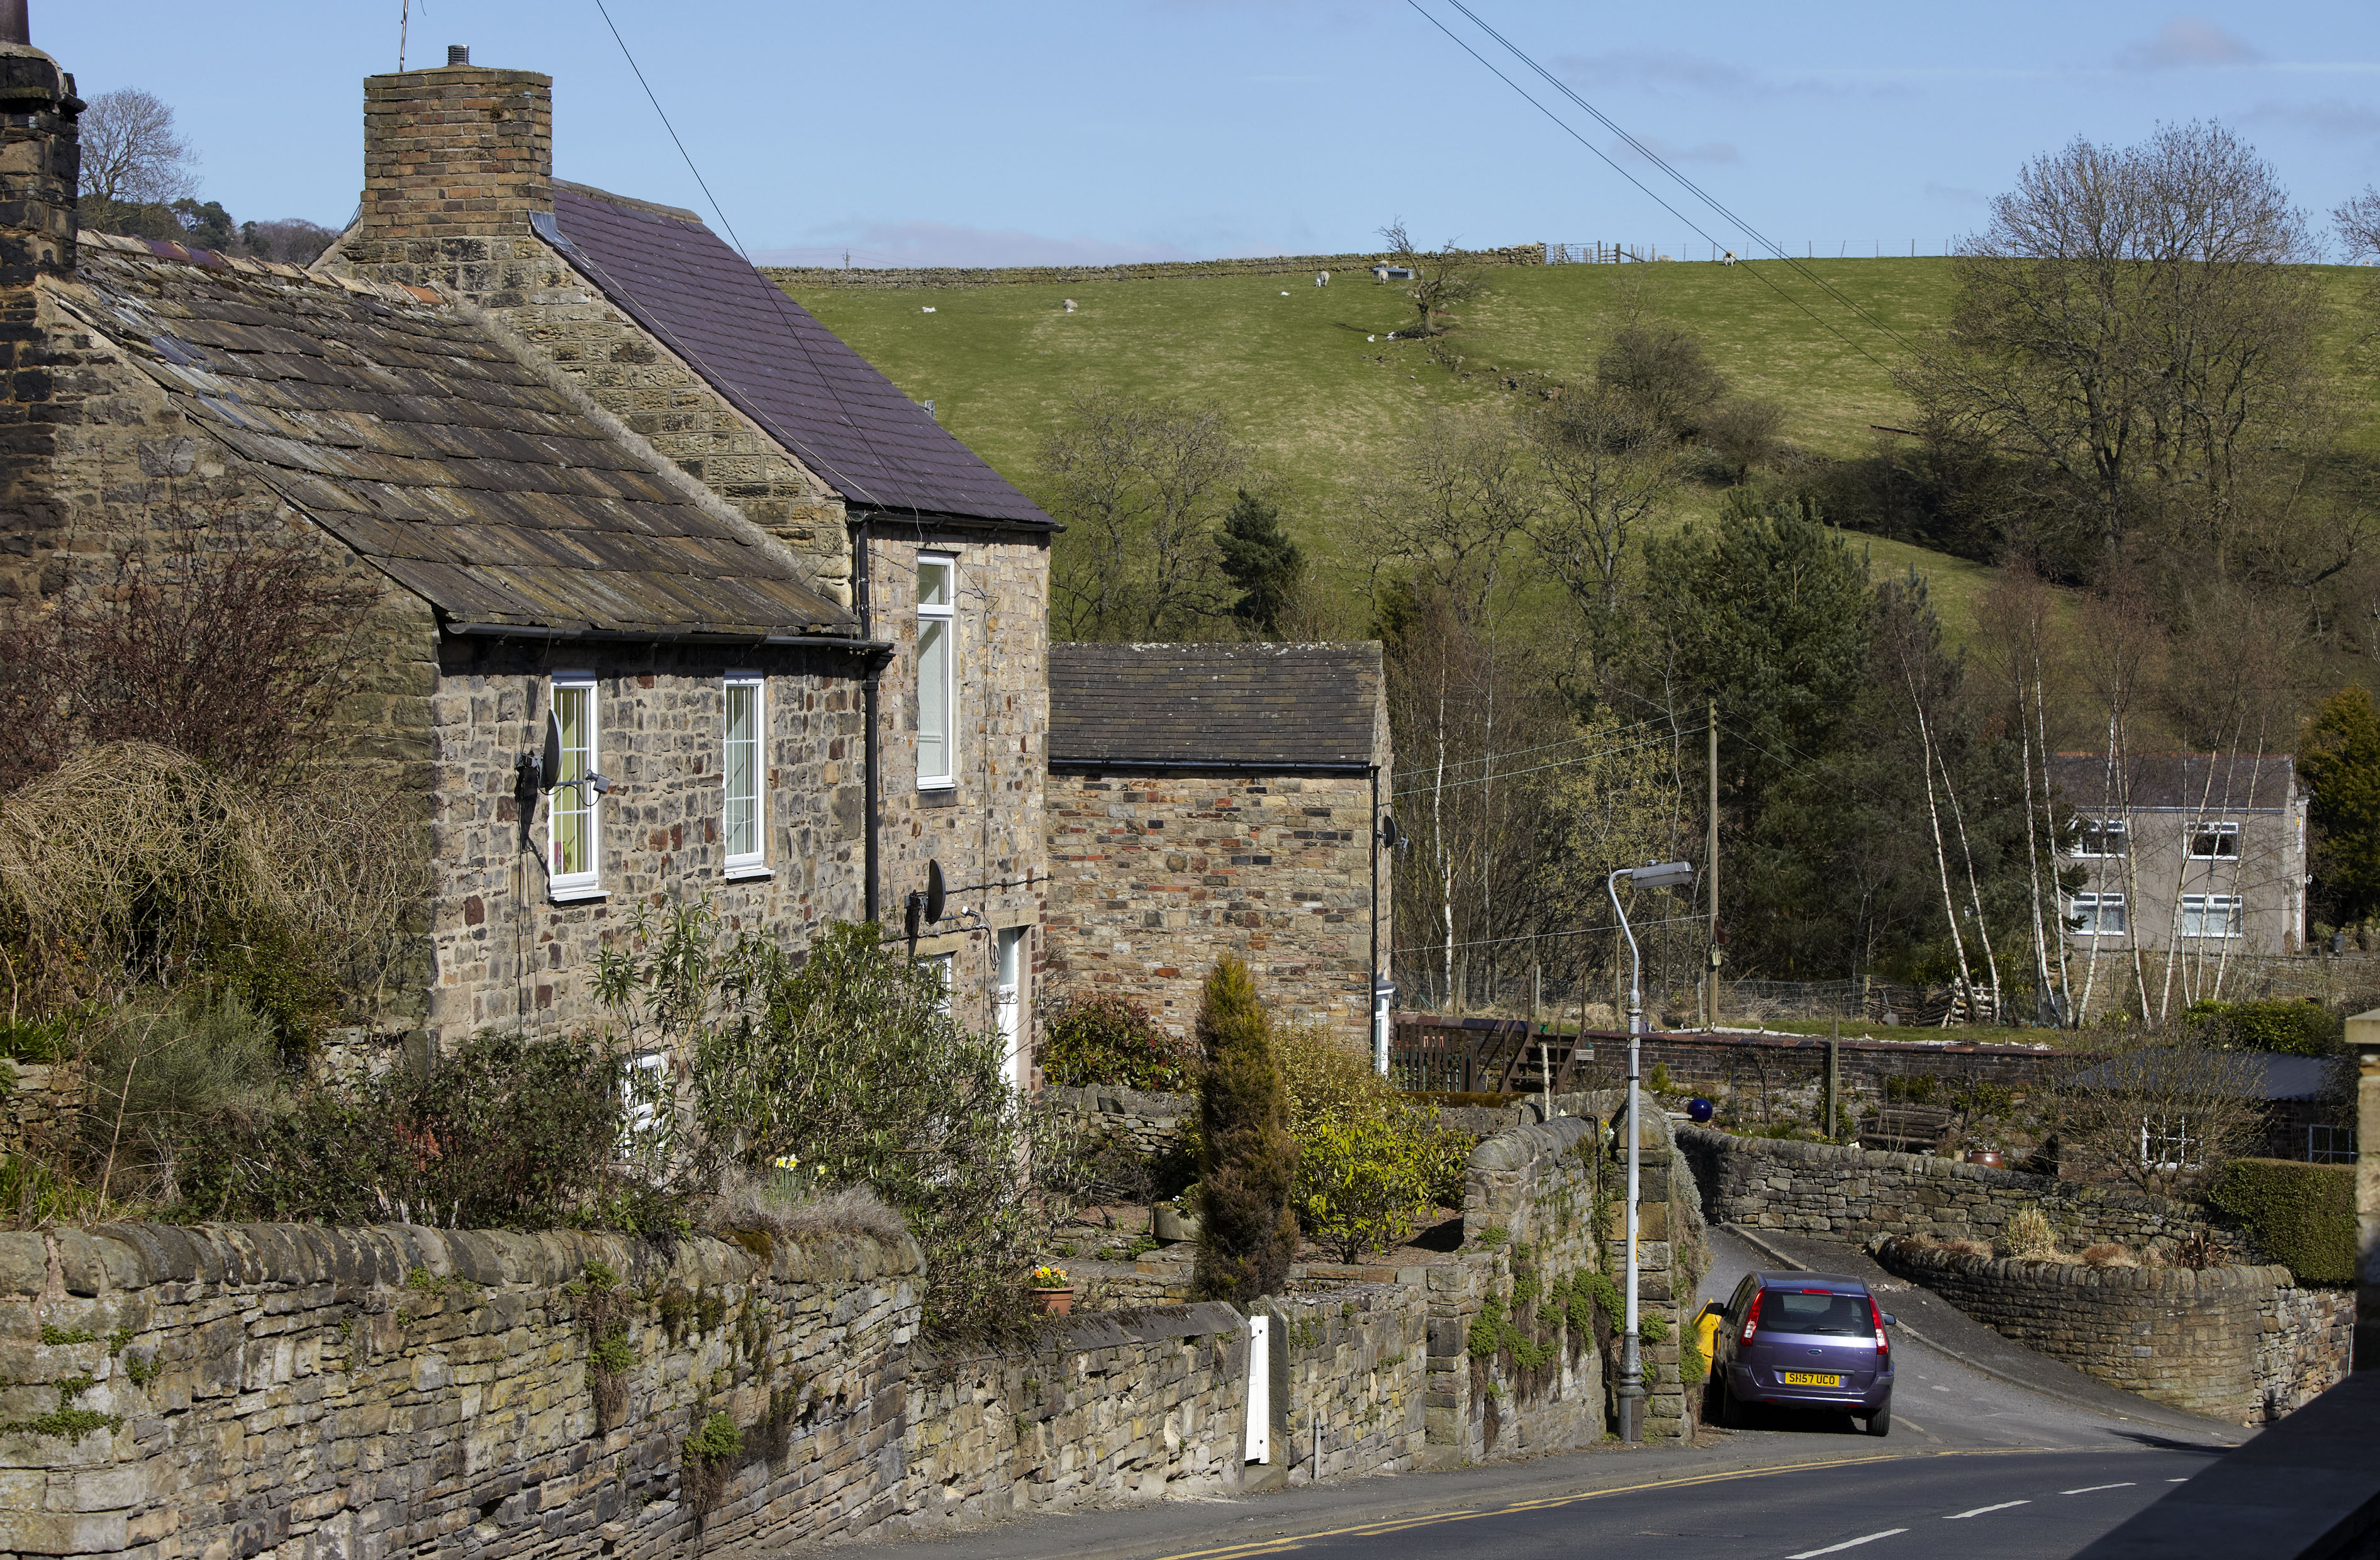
[[1677, 1125, 2235, 1257], [764, 245, 1548, 291], [0, 1056, 77, 1159], [1874, 1240, 2352, 1424]]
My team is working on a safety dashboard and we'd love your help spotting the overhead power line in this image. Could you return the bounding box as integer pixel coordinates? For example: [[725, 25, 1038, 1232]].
[[1400, 0, 1896, 373], [1390, 722, 1704, 800]]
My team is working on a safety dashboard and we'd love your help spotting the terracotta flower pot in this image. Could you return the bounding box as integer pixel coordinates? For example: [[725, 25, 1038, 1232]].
[[1965, 1150, 2006, 1169], [1031, 1287, 1074, 1317]]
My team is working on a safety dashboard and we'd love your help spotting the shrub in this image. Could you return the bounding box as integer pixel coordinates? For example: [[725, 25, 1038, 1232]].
[[1996, 1206, 2059, 1259], [78, 989, 281, 1203], [1039, 993, 1195, 1091], [2186, 1000, 2342, 1057], [1192, 958, 1300, 1303], [2208, 1158, 2356, 1286], [1296, 1111, 1438, 1261]]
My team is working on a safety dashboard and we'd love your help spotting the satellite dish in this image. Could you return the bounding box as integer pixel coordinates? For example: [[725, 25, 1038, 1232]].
[[1377, 815, 1400, 849], [924, 859, 946, 924], [539, 709, 562, 792]]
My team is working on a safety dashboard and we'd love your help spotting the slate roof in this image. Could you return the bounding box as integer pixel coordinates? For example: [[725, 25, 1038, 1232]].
[[59, 233, 854, 642], [541, 182, 1053, 530], [1048, 644, 1384, 769], [2066, 1048, 2332, 1102], [2049, 754, 2298, 812]]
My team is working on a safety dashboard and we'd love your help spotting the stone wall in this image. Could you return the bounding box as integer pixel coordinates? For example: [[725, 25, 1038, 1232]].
[[1042, 1086, 1193, 1161], [1874, 1240, 2352, 1425], [1262, 1288, 1430, 1481], [1677, 1124, 2234, 1257], [766, 245, 1549, 291], [0, 1057, 79, 1161], [1045, 765, 1388, 1051]]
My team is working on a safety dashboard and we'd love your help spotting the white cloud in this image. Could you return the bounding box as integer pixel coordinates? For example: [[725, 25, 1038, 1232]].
[[2121, 17, 2262, 69], [1613, 135, 1740, 166], [753, 220, 1202, 269]]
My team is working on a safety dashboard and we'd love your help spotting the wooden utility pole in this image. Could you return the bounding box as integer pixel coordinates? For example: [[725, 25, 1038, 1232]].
[[1708, 698, 1721, 1029]]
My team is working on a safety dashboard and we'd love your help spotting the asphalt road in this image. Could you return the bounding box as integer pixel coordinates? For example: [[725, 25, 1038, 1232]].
[[762, 1231, 2250, 1560]]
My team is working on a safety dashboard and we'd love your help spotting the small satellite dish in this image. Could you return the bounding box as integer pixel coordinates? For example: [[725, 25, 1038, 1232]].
[[1377, 815, 1400, 849], [539, 710, 562, 792], [924, 859, 946, 924]]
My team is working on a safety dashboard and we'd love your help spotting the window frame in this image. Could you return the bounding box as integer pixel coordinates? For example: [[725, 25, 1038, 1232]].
[[2180, 893, 2245, 939], [2187, 820, 2242, 859], [915, 552, 957, 791], [2306, 1123, 2357, 1164], [2138, 1113, 2202, 1171], [920, 951, 956, 1017], [995, 927, 1025, 1090], [2068, 891, 2126, 937], [2072, 818, 2129, 858], [722, 671, 769, 878], [547, 674, 603, 900]]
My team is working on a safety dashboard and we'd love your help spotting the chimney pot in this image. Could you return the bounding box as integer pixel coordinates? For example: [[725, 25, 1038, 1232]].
[[0, 1, 26, 48], [447, 45, 470, 67]]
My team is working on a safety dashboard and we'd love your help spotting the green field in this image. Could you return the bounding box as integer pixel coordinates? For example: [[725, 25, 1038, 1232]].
[[783, 257, 2375, 642]]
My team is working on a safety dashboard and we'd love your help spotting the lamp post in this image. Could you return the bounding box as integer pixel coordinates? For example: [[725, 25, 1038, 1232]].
[[1606, 858, 1696, 1443]]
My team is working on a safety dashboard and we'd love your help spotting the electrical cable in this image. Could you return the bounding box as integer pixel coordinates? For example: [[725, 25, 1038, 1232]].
[[1394, 910, 1704, 959], [1392, 710, 1680, 781], [1438, 0, 1925, 358], [1399, 0, 1896, 373], [1389, 722, 1702, 800]]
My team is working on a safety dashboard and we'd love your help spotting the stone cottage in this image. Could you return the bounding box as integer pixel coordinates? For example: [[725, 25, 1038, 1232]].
[[0, 27, 1053, 1070], [1043, 644, 1393, 1055]]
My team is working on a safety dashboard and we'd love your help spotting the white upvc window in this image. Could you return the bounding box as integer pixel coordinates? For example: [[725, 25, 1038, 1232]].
[[2181, 894, 2245, 938], [2187, 820, 2241, 859], [2073, 818, 2128, 857], [921, 951, 955, 1016], [549, 675, 601, 897], [2069, 891, 2126, 935], [2139, 1114, 2202, 1171], [995, 927, 1025, 1090], [723, 672, 767, 876], [915, 553, 956, 790]]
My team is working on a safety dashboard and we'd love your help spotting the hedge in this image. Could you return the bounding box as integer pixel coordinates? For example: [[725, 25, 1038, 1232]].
[[2207, 1157, 2357, 1286], [2186, 999, 2342, 1056]]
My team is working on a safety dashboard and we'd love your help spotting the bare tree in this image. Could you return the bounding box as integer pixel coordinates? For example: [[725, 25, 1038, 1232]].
[[1594, 320, 1729, 438], [1037, 394, 1247, 641], [2337, 186, 2380, 262], [79, 87, 198, 210], [1378, 219, 1483, 338], [2050, 1035, 2264, 1199], [1907, 123, 2320, 575], [1529, 385, 1678, 662]]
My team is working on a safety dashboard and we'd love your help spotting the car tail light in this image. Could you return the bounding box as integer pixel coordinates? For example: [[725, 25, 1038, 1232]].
[[1740, 1293, 1762, 1346], [1869, 1296, 1889, 1359]]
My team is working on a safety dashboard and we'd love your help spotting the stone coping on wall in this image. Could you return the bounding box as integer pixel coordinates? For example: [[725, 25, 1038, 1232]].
[[1876, 1237, 2293, 1298], [0, 1218, 922, 1301]]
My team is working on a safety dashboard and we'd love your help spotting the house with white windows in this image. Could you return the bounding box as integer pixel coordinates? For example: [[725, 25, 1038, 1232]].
[[2050, 753, 2308, 958], [0, 35, 1051, 1074]]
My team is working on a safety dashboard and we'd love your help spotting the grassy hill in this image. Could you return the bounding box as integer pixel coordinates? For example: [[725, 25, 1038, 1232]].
[[781, 257, 2376, 642]]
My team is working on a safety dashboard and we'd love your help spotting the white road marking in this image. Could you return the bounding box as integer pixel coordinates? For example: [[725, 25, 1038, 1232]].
[[1787, 1530, 1908, 1557], [2061, 1483, 2137, 1495], [1945, 1502, 2030, 1519], [2167, 1478, 2189, 1483]]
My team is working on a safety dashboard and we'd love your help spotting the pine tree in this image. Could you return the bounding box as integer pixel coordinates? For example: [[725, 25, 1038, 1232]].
[[1192, 957, 1300, 1302], [2301, 686, 2380, 927], [1216, 490, 1303, 636]]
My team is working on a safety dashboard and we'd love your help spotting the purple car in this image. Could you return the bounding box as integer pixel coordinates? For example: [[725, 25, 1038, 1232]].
[[1704, 1271, 1895, 1436]]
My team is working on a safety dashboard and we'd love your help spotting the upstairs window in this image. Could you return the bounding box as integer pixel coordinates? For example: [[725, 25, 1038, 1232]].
[[2068, 892, 2126, 935], [2073, 818, 2128, 857], [549, 676, 601, 895], [916, 554, 956, 789], [723, 673, 765, 873], [2181, 894, 2244, 938], [2188, 821, 2240, 859]]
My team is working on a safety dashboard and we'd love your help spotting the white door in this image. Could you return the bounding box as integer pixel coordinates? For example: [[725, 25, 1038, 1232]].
[[1244, 1314, 1270, 1464], [995, 927, 1024, 1089]]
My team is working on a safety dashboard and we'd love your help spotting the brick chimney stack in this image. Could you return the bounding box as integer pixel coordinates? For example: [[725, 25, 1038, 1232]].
[[344, 47, 551, 296], [0, 1, 81, 288]]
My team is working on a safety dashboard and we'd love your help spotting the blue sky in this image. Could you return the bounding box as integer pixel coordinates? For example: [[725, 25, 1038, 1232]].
[[43, 2, 2380, 265]]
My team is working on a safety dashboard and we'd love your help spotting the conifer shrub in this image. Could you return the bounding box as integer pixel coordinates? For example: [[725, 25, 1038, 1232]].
[[1192, 957, 1300, 1302]]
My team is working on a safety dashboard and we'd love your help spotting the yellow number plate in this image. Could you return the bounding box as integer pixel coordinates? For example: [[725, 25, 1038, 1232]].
[[1779, 1372, 1843, 1387]]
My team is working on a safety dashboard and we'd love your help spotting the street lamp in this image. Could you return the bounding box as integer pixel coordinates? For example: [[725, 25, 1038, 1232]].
[[1606, 858, 1695, 1444]]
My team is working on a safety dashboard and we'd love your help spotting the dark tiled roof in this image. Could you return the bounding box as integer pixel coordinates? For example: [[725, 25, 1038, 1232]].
[[64, 235, 854, 642], [2049, 753, 2298, 811], [1049, 643, 1383, 769], [2066, 1049, 2331, 1101], [544, 183, 1052, 530]]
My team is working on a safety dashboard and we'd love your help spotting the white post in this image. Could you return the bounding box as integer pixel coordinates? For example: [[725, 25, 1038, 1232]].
[[1608, 868, 1646, 1442], [1244, 1314, 1271, 1464], [1373, 981, 1394, 1076]]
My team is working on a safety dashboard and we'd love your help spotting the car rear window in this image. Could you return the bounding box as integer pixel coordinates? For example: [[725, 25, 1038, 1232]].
[[1757, 1290, 1869, 1334]]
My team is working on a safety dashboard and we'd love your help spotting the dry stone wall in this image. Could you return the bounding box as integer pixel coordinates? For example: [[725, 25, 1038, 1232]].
[[1677, 1125, 2234, 1257], [0, 1059, 79, 1161], [767, 245, 1549, 291], [1874, 1240, 2351, 1424]]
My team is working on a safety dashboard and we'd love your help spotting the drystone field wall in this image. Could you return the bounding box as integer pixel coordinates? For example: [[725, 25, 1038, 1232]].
[[0, 1057, 77, 1160], [766, 245, 1549, 291], [1042, 1086, 1194, 1159], [1875, 1241, 2352, 1424], [1677, 1125, 2233, 1256]]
